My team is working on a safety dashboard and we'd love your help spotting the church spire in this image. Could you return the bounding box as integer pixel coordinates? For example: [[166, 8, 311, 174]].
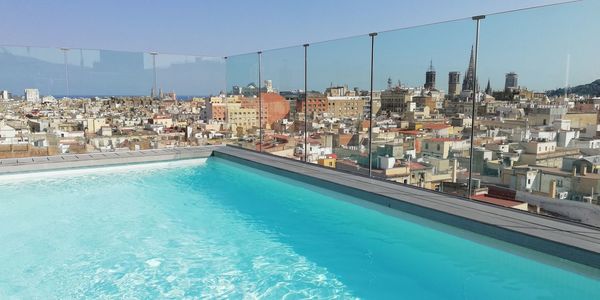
[[462, 45, 478, 92], [485, 78, 492, 95]]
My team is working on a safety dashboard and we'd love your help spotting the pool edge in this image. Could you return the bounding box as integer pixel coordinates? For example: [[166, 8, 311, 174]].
[[0, 145, 221, 175]]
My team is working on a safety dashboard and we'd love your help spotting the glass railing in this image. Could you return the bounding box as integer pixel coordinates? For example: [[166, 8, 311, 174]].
[[221, 0, 600, 227], [224, 52, 259, 150], [306, 36, 371, 174], [0, 46, 224, 153], [374, 17, 476, 193], [474, 0, 600, 217], [2, 0, 599, 227], [260, 46, 303, 157]]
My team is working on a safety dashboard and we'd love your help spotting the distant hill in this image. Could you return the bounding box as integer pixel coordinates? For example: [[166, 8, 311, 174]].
[[546, 79, 600, 97]]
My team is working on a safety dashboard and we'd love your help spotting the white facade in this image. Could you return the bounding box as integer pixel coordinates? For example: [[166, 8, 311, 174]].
[[557, 130, 578, 147], [524, 141, 557, 154], [531, 130, 557, 142], [581, 124, 600, 139], [570, 139, 600, 149], [0, 122, 17, 138], [25, 88, 40, 102], [0, 90, 9, 100], [379, 156, 396, 170], [553, 119, 571, 131]]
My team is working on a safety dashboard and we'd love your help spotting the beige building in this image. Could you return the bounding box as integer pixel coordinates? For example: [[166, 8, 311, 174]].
[[225, 106, 258, 134], [380, 89, 413, 113], [501, 166, 538, 192], [421, 138, 467, 159], [150, 116, 174, 128], [326, 96, 365, 119], [523, 141, 557, 154], [502, 165, 600, 204], [564, 112, 597, 129], [85, 118, 107, 134], [406, 106, 431, 122], [518, 141, 579, 168]]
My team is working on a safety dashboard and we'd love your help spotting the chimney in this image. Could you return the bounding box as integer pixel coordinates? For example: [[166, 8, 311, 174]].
[[549, 180, 557, 199], [582, 166, 588, 176]]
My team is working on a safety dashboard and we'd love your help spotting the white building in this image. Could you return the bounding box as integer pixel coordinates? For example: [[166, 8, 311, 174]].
[[24, 88, 40, 102], [379, 156, 396, 169], [581, 124, 600, 139], [557, 130, 579, 147], [531, 130, 557, 142], [0, 121, 18, 144], [570, 138, 600, 149], [0, 122, 16, 138], [0, 90, 9, 100]]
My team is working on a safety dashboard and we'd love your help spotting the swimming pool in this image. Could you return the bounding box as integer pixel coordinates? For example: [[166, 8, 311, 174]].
[[0, 157, 598, 299]]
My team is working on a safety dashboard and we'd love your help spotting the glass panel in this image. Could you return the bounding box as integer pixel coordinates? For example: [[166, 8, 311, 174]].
[[154, 53, 225, 147], [0, 46, 226, 155], [67, 48, 151, 96], [0, 46, 69, 98], [475, 0, 600, 226], [260, 46, 304, 157], [307, 36, 371, 174], [225, 53, 260, 150], [374, 18, 476, 196], [156, 53, 225, 100]]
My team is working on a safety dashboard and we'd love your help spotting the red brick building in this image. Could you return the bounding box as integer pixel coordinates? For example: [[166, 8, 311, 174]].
[[296, 93, 328, 118], [241, 93, 290, 129]]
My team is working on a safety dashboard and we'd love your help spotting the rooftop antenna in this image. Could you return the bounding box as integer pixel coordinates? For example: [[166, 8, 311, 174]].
[[564, 53, 570, 99], [150, 52, 158, 98], [60, 47, 70, 98]]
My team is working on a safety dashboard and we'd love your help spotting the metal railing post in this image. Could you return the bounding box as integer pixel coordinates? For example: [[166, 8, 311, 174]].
[[468, 15, 485, 197]]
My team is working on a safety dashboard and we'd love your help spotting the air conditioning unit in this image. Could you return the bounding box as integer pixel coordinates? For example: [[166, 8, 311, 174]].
[[558, 192, 568, 200]]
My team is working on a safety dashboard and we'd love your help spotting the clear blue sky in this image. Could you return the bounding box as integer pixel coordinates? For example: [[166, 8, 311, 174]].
[[226, 0, 600, 93], [0, 0, 571, 56], [2, 0, 598, 96]]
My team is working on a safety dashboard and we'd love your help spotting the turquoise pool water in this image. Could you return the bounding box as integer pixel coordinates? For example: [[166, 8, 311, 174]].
[[0, 157, 598, 299]]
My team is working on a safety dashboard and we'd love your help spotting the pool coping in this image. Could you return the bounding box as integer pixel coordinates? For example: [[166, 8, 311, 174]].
[[213, 145, 600, 269], [0, 145, 221, 174]]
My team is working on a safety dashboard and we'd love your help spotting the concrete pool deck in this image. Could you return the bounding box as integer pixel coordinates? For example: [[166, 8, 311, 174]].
[[0, 145, 220, 174], [213, 146, 600, 269]]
